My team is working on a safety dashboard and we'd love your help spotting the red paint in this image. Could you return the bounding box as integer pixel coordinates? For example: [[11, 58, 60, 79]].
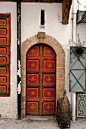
[[43, 102, 55, 112], [0, 29, 7, 35], [43, 46, 55, 57], [0, 57, 7, 64], [27, 88, 38, 98], [43, 88, 55, 98], [27, 74, 39, 85], [0, 76, 7, 83], [27, 46, 39, 56], [0, 19, 7, 26], [26, 44, 56, 115], [0, 86, 7, 93], [0, 38, 7, 45], [27, 102, 38, 112], [43, 74, 55, 85], [0, 67, 7, 74], [0, 48, 7, 55], [27, 60, 39, 71], [43, 60, 55, 71], [0, 14, 11, 97]]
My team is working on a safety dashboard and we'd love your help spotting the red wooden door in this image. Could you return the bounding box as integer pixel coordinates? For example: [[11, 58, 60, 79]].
[[26, 44, 56, 115]]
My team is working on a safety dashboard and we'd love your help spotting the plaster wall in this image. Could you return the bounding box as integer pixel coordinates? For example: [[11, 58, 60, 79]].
[[21, 3, 73, 103], [0, 2, 85, 119], [0, 2, 17, 119], [77, 24, 86, 44]]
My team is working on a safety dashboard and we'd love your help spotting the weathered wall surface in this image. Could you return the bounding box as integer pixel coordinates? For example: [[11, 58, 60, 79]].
[[77, 24, 86, 44], [1, 2, 86, 119], [0, 2, 17, 119], [21, 3, 72, 46], [0, 2, 73, 119], [21, 3, 72, 103]]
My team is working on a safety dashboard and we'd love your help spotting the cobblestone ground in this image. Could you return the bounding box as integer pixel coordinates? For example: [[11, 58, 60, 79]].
[[0, 118, 86, 129]]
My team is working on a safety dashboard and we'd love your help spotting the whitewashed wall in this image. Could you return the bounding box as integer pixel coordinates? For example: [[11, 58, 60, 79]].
[[21, 3, 72, 46], [77, 24, 86, 44], [21, 2, 86, 120], [21, 3, 72, 102], [0, 2, 86, 119], [0, 2, 17, 119]]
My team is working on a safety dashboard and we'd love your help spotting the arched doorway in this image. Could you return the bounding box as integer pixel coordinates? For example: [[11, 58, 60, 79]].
[[26, 44, 56, 115], [21, 32, 65, 118]]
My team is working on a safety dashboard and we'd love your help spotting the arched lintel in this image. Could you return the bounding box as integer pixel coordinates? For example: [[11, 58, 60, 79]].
[[21, 33, 65, 55]]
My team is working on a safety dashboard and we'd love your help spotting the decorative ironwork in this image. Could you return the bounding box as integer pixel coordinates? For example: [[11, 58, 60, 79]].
[[77, 0, 86, 24], [70, 35, 86, 92], [70, 46, 86, 92], [77, 11, 86, 24]]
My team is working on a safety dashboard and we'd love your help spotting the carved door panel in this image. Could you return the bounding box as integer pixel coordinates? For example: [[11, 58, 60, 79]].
[[0, 14, 11, 96], [26, 44, 56, 115]]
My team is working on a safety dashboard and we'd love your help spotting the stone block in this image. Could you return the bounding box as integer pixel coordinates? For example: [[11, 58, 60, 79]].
[[57, 68, 65, 79]]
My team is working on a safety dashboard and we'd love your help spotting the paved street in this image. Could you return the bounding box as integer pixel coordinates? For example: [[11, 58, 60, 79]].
[[0, 117, 86, 129]]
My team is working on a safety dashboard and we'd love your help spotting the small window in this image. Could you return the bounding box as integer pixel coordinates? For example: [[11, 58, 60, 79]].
[[40, 10, 45, 28], [41, 10, 45, 25]]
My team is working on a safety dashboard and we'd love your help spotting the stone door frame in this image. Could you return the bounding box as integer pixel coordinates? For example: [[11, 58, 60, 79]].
[[21, 32, 65, 118]]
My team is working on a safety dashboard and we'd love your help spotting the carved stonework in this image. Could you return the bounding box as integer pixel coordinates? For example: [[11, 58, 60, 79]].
[[37, 32, 45, 43]]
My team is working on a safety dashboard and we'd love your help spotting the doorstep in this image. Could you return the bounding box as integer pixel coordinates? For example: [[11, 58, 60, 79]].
[[26, 115, 56, 120]]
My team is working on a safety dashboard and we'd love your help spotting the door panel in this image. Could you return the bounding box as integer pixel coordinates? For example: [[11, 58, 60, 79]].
[[27, 74, 39, 85], [43, 88, 55, 99], [26, 44, 56, 115], [43, 46, 55, 57], [43, 102, 55, 113], [27, 88, 39, 98], [27, 60, 39, 71], [27, 46, 39, 57], [43, 74, 55, 85], [43, 60, 55, 71], [27, 102, 39, 113]]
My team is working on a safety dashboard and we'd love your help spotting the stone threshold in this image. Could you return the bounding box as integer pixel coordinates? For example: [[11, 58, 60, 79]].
[[26, 115, 56, 120]]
